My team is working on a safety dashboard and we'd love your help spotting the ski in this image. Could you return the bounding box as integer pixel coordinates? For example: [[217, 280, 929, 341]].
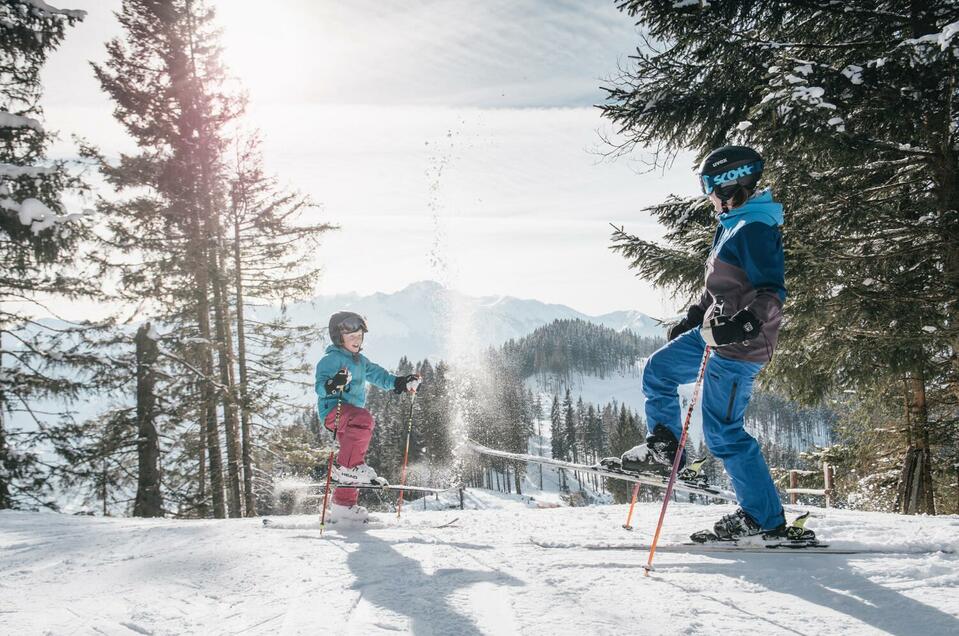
[[465, 439, 739, 502], [528, 537, 902, 555], [262, 516, 461, 530], [289, 482, 454, 495], [327, 482, 451, 494]]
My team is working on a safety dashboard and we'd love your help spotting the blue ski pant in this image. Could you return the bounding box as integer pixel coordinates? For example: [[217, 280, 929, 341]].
[[642, 328, 785, 530]]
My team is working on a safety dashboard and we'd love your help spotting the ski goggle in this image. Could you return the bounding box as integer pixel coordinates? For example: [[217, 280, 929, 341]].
[[700, 159, 764, 195], [336, 315, 367, 334]]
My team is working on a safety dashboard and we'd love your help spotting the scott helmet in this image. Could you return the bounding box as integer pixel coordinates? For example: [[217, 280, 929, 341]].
[[698, 146, 764, 202], [328, 311, 368, 345]]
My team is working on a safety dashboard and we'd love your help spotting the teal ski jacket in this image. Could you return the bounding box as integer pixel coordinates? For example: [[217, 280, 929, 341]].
[[315, 345, 397, 421]]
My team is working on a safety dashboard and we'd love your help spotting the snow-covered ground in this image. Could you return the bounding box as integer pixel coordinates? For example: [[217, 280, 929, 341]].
[[3, 496, 958, 635]]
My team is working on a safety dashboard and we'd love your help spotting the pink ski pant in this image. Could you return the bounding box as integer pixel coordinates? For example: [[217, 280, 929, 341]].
[[325, 403, 375, 506]]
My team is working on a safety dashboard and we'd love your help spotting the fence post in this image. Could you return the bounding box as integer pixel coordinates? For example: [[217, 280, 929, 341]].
[[823, 463, 833, 508], [789, 470, 798, 505]]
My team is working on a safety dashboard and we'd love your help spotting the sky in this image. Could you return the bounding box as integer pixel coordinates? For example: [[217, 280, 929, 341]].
[[40, 0, 703, 319]]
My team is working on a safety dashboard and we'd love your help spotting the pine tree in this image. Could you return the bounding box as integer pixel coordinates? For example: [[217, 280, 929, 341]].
[[607, 404, 643, 503], [563, 389, 578, 463], [603, 1, 959, 514], [0, 1, 101, 510], [90, 0, 246, 518], [225, 132, 332, 512], [549, 395, 564, 459], [584, 404, 605, 462], [549, 394, 566, 490]]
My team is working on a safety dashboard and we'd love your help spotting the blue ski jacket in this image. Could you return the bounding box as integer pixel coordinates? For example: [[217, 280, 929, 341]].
[[315, 345, 398, 420], [694, 189, 787, 362]]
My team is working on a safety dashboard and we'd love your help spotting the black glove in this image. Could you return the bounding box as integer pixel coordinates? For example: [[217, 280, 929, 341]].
[[701, 309, 763, 347], [393, 374, 421, 394], [667, 305, 706, 341], [324, 368, 351, 394]]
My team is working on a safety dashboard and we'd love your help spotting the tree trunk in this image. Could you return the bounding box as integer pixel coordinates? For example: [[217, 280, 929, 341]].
[[183, 0, 225, 519], [185, 151, 224, 519], [232, 211, 256, 515], [192, 234, 224, 518], [133, 323, 163, 517], [897, 375, 936, 515], [0, 409, 8, 510], [101, 459, 108, 516], [203, 380, 224, 518], [0, 330, 9, 509], [513, 462, 523, 495], [211, 242, 243, 518], [197, 412, 207, 518]]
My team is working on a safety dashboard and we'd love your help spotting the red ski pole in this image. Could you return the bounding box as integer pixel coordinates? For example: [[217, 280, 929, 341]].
[[319, 389, 344, 535], [396, 391, 417, 519], [623, 482, 641, 530], [644, 346, 711, 575]]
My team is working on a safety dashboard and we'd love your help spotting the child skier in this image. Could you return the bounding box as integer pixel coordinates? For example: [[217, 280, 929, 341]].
[[316, 311, 420, 523], [614, 145, 792, 541]]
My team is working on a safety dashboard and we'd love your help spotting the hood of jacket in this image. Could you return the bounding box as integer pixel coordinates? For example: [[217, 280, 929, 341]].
[[719, 188, 784, 229]]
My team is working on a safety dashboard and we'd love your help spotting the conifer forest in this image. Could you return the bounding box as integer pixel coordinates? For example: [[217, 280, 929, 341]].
[[2, 0, 958, 525]]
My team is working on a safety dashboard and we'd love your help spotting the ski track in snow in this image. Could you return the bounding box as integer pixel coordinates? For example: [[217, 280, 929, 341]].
[[2, 497, 958, 635]]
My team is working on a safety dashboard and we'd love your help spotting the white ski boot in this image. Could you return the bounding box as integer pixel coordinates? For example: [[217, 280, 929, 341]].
[[331, 463, 389, 486], [328, 503, 370, 524]]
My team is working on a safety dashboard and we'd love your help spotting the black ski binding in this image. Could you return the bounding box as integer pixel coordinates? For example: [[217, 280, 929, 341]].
[[690, 512, 821, 548]]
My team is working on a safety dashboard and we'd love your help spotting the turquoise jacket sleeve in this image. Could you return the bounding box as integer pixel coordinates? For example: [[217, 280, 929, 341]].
[[363, 356, 397, 392], [315, 352, 344, 396]]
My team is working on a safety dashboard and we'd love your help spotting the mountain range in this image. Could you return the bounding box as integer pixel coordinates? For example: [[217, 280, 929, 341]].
[[266, 280, 663, 368]]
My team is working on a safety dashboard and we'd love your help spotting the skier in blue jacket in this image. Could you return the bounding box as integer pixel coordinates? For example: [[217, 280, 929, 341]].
[[316, 311, 420, 524], [616, 145, 789, 540]]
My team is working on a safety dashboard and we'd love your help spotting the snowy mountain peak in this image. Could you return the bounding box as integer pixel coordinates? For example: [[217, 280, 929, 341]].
[[595, 309, 663, 333], [291, 281, 662, 365], [391, 279, 446, 298]]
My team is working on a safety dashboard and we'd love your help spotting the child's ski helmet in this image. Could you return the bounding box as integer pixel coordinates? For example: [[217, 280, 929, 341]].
[[328, 311, 368, 345], [698, 146, 764, 202]]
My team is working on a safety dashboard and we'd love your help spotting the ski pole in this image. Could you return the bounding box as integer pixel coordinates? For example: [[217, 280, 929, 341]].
[[644, 346, 711, 575], [623, 482, 641, 530], [396, 391, 417, 519], [319, 389, 344, 535]]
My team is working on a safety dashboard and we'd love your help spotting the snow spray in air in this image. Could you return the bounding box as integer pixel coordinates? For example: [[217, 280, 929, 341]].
[[424, 121, 479, 491]]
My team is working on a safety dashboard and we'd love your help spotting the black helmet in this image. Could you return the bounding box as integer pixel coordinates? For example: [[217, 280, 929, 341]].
[[698, 146, 764, 202], [328, 311, 368, 345]]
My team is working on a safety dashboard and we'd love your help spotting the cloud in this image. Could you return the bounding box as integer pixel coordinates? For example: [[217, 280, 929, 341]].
[[217, 0, 641, 108]]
